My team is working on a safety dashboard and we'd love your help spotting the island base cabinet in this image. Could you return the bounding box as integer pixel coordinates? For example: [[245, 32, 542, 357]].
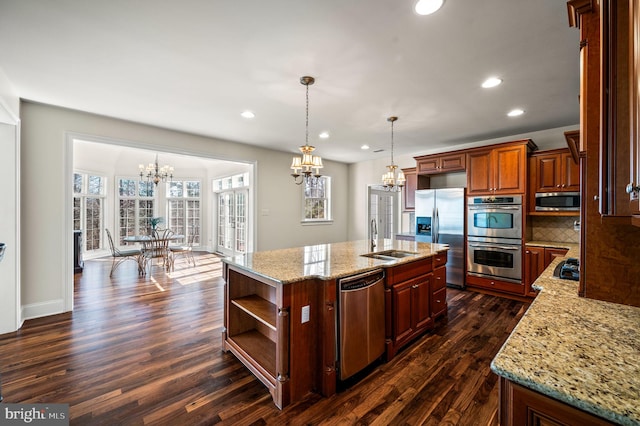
[[499, 378, 616, 426]]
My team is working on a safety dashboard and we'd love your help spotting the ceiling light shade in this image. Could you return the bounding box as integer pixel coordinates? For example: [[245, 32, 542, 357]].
[[507, 108, 525, 117], [482, 77, 502, 88], [241, 110, 255, 118], [291, 76, 323, 185], [319, 131, 330, 139], [415, 0, 444, 15], [381, 116, 405, 191], [139, 154, 174, 186]]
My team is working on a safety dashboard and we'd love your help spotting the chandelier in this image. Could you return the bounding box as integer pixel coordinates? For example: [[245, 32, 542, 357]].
[[291, 76, 323, 185], [381, 116, 406, 191], [139, 154, 174, 186]]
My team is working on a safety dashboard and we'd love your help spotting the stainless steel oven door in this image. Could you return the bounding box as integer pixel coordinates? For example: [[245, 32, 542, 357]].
[[467, 236, 522, 282], [467, 204, 522, 239]]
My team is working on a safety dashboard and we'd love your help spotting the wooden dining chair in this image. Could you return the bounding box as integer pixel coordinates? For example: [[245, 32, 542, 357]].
[[143, 228, 173, 273], [169, 227, 196, 270], [106, 229, 142, 277]]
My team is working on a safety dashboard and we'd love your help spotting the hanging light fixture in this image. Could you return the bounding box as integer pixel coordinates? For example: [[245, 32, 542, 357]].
[[139, 154, 174, 186], [381, 116, 406, 191], [291, 76, 323, 185]]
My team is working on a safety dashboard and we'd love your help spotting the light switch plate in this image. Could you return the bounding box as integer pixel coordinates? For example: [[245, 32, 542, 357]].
[[301, 305, 310, 323]]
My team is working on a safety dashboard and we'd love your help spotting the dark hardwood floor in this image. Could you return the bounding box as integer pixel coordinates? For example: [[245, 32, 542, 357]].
[[0, 253, 529, 425]]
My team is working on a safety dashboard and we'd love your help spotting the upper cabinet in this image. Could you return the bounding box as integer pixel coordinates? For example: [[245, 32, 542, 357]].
[[415, 152, 466, 175], [401, 167, 429, 211], [466, 140, 537, 196], [530, 148, 580, 193]]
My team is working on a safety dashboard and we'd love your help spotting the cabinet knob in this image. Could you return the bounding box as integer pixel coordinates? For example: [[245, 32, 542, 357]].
[[436, 299, 441, 303], [557, 184, 561, 188], [412, 284, 419, 289], [626, 183, 640, 195], [490, 281, 495, 285]]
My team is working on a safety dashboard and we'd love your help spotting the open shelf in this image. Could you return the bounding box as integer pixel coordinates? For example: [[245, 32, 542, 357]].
[[231, 295, 277, 330], [230, 329, 276, 377]]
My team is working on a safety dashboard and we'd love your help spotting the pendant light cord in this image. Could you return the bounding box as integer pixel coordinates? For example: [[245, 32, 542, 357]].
[[305, 83, 309, 146]]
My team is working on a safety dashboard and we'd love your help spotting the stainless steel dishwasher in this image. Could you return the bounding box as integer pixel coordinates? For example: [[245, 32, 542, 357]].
[[337, 268, 385, 380]]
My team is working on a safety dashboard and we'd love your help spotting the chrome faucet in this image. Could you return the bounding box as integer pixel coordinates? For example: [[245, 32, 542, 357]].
[[370, 218, 378, 251]]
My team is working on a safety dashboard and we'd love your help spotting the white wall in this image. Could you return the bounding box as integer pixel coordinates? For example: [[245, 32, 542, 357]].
[[20, 101, 349, 320], [347, 125, 578, 241], [0, 67, 21, 333]]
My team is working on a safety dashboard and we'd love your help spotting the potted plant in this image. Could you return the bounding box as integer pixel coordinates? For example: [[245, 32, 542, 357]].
[[149, 217, 164, 233]]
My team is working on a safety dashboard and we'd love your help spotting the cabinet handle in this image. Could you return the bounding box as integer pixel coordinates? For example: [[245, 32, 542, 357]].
[[436, 299, 441, 303], [412, 284, 419, 289]]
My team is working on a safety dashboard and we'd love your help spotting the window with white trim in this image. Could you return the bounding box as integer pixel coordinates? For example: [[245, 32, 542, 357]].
[[117, 177, 155, 245], [302, 176, 332, 222], [73, 172, 106, 252], [167, 180, 201, 245]]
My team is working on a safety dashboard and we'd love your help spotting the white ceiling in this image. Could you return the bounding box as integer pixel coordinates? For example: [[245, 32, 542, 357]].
[[0, 0, 579, 164]]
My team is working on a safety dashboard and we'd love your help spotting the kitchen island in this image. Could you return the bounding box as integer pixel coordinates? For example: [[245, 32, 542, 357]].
[[491, 244, 640, 425], [221, 239, 449, 408]]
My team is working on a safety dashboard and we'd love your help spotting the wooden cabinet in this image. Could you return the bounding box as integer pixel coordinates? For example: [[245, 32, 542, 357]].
[[401, 167, 429, 211], [631, 0, 640, 222], [466, 274, 526, 298], [499, 377, 615, 426], [385, 256, 443, 360], [524, 246, 569, 296], [530, 149, 579, 193], [415, 152, 466, 175], [431, 253, 447, 319], [466, 140, 535, 196], [524, 246, 545, 296]]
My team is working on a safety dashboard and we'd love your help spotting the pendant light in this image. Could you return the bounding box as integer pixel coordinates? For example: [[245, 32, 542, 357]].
[[381, 116, 405, 191], [291, 76, 323, 185]]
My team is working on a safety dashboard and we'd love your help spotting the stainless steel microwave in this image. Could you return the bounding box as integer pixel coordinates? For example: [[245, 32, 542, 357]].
[[535, 192, 580, 211]]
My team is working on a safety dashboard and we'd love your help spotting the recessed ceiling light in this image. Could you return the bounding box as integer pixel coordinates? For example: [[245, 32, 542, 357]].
[[482, 77, 502, 88], [361, 145, 370, 150], [319, 131, 330, 139], [240, 110, 255, 119], [415, 0, 444, 15], [507, 109, 525, 117]]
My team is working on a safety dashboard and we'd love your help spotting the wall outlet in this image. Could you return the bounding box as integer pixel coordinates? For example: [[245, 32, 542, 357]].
[[301, 305, 310, 323]]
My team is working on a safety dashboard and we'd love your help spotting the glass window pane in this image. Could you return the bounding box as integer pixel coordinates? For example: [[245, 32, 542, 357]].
[[88, 175, 103, 195], [168, 181, 183, 198], [119, 179, 136, 197], [139, 180, 154, 198], [186, 181, 200, 198], [73, 173, 83, 194]]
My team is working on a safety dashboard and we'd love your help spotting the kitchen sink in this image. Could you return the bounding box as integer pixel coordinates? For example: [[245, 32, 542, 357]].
[[361, 250, 418, 261]]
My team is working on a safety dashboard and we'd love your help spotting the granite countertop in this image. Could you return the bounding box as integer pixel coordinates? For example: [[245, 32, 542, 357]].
[[221, 239, 449, 284], [491, 244, 640, 425]]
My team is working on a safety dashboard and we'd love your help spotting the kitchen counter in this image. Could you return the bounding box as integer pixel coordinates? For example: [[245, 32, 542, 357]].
[[491, 244, 640, 425], [222, 239, 449, 284]]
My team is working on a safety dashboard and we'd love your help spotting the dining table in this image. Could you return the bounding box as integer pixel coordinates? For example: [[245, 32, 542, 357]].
[[123, 233, 184, 274]]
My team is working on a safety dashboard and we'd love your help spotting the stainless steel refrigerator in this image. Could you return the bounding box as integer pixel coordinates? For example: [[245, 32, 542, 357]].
[[415, 188, 465, 288]]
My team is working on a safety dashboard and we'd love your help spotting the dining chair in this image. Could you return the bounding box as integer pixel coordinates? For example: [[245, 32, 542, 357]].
[[144, 228, 173, 273], [106, 229, 142, 277], [169, 227, 196, 270]]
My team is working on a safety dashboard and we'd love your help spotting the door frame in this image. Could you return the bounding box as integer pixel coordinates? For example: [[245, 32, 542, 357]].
[[367, 185, 400, 240]]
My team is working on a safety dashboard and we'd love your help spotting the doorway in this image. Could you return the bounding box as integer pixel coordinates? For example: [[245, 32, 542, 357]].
[[216, 189, 248, 256], [368, 186, 399, 240]]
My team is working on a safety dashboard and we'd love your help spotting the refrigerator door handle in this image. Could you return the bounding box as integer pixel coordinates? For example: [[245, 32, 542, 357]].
[[434, 208, 439, 243]]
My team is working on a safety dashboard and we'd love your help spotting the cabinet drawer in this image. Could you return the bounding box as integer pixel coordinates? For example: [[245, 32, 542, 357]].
[[433, 252, 447, 268], [466, 274, 525, 296], [432, 266, 446, 292], [431, 288, 447, 319], [386, 257, 433, 285]]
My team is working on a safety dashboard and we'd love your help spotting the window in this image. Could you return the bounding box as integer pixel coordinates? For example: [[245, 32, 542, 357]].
[[167, 180, 201, 246], [117, 177, 155, 245], [303, 176, 332, 222], [73, 172, 106, 252]]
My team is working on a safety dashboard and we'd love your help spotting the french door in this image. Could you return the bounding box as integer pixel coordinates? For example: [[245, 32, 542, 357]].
[[368, 187, 398, 240], [217, 189, 248, 256]]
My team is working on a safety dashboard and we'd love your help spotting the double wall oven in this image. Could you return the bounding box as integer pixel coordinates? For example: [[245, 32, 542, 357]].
[[467, 195, 523, 283]]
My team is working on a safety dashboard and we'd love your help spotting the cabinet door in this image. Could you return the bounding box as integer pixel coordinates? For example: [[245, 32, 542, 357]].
[[402, 168, 417, 211], [393, 283, 414, 344], [439, 153, 466, 172], [466, 150, 493, 195], [411, 277, 431, 330], [494, 145, 526, 194], [544, 248, 568, 268], [524, 246, 545, 296], [417, 157, 440, 174], [535, 154, 561, 192], [561, 152, 580, 191]]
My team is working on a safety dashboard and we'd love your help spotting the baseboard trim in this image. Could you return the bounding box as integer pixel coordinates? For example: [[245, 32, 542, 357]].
[[22, 299, 67, 321]]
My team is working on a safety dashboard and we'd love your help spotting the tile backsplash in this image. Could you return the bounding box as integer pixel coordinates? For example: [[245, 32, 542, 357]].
[[530, 216, 579, 243]]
